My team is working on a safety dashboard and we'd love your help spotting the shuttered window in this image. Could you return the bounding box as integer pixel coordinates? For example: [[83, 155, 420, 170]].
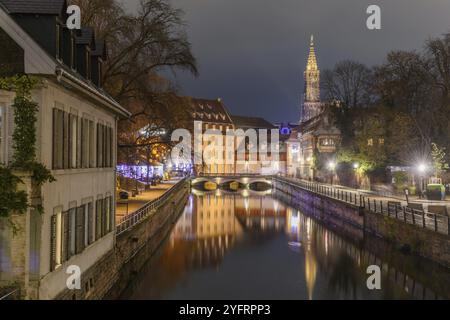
[[52, 108, 64, 169], [89, 120, 95, 167], [68, 208, 77, 257], [95, 199, 103, 240], [75, 206, 85, 254], [97, 124, 103, 167], [63, 111, 70, 169], [69, 114, 78, 169], [88, 202, 95, 244], [61, 210, 69, 263], [50, 214, 57, 271], [81, 118, 89, 168]]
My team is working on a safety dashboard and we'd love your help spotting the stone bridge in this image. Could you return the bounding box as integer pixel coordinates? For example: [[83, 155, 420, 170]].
[[191, 174, 273, 191]]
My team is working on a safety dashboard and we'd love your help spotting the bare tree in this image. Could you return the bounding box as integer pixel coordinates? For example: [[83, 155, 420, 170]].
[[322, 60, 373, 109]]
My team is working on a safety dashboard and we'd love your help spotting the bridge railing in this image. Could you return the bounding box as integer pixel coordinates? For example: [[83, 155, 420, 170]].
[[116, 178, 187, 236], [274, 176, 450, 235]]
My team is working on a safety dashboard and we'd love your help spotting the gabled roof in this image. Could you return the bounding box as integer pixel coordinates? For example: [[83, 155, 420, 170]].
[[230, 115, 277, 130], [0, 0, 66, 15], [189, 97, 233, 124]]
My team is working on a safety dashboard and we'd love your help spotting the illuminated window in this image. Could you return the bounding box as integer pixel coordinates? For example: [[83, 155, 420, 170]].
[[367, 138, 373, 146], [320, 138, 335, 146], [379, 138, 385, 145]]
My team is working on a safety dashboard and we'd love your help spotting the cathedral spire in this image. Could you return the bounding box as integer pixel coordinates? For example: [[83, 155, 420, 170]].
[[306, 34, 318, 72], [301, 34, 321, 123]]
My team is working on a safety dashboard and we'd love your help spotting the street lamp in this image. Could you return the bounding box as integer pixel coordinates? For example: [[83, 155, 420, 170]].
[[417, 163, 428, 199], [353, 162, 360, 189], [328, 161, 336, 185], [417, 163, 427, 173]]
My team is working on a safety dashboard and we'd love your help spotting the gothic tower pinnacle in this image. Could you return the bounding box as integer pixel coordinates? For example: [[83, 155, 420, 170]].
[[301, 34, 321, 122]]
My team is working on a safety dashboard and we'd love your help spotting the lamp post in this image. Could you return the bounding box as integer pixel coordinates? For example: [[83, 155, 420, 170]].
[[353, 162, 359, 189], [328, 161, 336, 185], [417, 163, 428, 199]]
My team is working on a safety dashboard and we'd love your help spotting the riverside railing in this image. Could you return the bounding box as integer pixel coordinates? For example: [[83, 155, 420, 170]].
[[116, 178, 187, 236], [274, 176, 450, 235]]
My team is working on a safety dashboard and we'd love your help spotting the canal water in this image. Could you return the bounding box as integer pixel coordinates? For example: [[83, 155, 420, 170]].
[[121, 190, 450, 300]]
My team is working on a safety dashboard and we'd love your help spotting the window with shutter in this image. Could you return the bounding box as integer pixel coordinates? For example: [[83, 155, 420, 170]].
[[97, 124, 103, 167], [52, 109, 64, 169], [89, 120, 95, 168], [102, 125, 107, 168], [75, 206, 85, 254], [68, 207, 76, 257], [88, 202, 94, 244], [61, 211, 69, 263], [77, 116, 82, 168], [102, 198, 108, 236], [69, 114, 78, 169], [109, 127, 114, 167], [50, 214, 57, 271], [81, 118, 89, 168], [95, 199, 102, 239], [105, 196, 111, 233], [63, 112, 69, 169]]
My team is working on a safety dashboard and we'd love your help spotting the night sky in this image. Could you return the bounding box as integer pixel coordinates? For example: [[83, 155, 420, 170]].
[[124, 0, 450, 123]]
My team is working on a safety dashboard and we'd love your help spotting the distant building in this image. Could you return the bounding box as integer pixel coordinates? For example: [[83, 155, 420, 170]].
[[298, 36, 340, 181], [0, 0, 130, 299], [231, 115, 285, 175], [187, 97, 235, 175]]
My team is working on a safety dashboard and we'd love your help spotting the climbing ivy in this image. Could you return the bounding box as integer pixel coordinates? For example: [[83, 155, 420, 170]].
[[0, 75, 55, 219]]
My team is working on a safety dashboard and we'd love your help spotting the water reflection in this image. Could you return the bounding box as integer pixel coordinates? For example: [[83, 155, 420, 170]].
[[121, 191, 450, 300]]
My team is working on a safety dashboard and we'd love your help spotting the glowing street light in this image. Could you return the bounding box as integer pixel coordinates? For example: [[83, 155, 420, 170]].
[[328, 161, 336, 185], [328, 161, 336, 171], [417, 163, 427, 173], [353, 162, 359, 169]]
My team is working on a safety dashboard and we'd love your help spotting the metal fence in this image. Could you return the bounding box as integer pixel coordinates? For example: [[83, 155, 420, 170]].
[[274, 176, 450, 235], [115, 178, 187, 236]]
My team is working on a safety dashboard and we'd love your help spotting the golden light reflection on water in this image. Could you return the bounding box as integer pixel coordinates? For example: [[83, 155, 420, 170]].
[[122, 192, 448, 300]]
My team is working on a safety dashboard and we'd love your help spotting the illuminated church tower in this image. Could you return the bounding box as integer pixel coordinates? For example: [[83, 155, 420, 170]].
[[301, 35, 322, 123]]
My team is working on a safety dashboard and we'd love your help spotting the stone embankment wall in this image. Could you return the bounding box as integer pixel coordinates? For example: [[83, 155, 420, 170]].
[[273, 178, 450, 268], [56, 181, 190, 300]]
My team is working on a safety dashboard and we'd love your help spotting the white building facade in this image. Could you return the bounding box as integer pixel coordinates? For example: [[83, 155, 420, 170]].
[[0, 0, 129, 299]]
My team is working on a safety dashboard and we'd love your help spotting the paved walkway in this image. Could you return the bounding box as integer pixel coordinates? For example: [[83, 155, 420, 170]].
[[116, 180, 178, 223]]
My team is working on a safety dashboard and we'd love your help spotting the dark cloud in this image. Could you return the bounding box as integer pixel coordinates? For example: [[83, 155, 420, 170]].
[[124, 0, 450, 122]]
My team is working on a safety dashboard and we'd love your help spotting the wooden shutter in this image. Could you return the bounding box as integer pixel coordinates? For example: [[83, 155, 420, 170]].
[[50, 214, 57, 271], [68, 208, 76, 258], [102, 198, 108, 236], [88, 202, 94, 244], [52, 109, 57, 169], [61, 211, 69, 262], [95, 199, 102, 239], [76, 115, 81, 168], [63, 111, 69, 169], [109, 196, 114, 232], [89, 120, 95, 168], [75, 206, 85, 254]]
